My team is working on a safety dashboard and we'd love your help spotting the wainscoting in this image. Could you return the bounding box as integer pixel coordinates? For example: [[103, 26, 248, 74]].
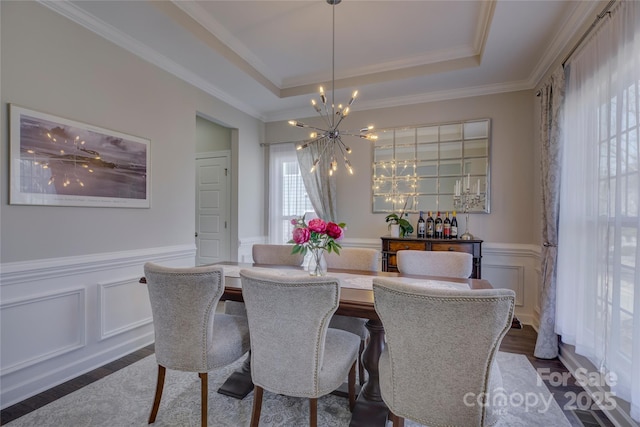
[[1, 239, 542, 410], [0, 245, 196, 409], [480, 242, 542, 327]]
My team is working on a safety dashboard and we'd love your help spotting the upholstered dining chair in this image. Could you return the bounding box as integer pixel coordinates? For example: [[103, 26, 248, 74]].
[[240, 269, 360, 427], [325, 247, 379, 384], [143, 263, 251, 427], [372, 277, 515, 427], [252, 244, 304, 266], [324, 247, 379, 271], [396, 250, 473, 278], [224, 244, 303, 317]]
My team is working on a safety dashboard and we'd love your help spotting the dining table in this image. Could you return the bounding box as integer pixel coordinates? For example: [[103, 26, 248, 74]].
[[212, 261, 494, 427]]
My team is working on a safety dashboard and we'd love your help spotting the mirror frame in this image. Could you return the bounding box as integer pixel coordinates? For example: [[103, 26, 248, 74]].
[[372, 118, 491, 214]]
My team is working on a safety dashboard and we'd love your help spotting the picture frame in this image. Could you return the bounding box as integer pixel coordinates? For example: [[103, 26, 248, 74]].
[[9, 104, 150, 208]]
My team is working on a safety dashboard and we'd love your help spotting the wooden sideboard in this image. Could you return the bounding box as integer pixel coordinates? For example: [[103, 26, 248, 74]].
[[381, 236, 483, 279]]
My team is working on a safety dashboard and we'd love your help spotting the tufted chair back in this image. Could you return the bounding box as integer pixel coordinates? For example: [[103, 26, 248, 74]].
[[252, 244, 304, 266], [373, 277, 515, 427], [397, 250, 473, 278], [240, 269, 360, 426], [143, 263, 250, 427], [325, 247, 379, 271], [226, 244, 303, 317]]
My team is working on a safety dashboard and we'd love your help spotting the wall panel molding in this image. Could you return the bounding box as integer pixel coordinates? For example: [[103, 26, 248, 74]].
[[98, 277, 153, 340], [482, 264, 525, 306], [0, 288, 86, 375]]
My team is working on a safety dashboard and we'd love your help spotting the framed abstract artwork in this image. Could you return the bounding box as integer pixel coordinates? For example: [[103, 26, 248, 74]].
[[9, 104, 150, 208]]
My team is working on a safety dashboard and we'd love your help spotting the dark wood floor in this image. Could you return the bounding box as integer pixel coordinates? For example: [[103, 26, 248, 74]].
[[0, 326, 616, 426]]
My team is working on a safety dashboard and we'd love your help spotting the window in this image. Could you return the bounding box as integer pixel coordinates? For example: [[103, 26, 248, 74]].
[[268, 143, 314, 244], [556, 1, 640, 420]]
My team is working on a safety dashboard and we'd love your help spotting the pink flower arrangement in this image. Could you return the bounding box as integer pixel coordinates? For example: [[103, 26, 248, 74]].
[[289, 214, 346, 256]]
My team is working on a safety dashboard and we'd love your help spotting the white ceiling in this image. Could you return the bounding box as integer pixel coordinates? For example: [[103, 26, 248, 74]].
[[45, 0, 602, 122]]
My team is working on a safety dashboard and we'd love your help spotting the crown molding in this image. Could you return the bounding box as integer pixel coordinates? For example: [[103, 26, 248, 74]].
[[171, 1, 282, 88], [267, 78, 534, 122], [474, 0, 496, 59], [528, 0, 602, 88]]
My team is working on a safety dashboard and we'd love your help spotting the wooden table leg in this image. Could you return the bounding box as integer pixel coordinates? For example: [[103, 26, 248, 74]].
[[349, 319, 389, 427], [217, 352, 254, 399]]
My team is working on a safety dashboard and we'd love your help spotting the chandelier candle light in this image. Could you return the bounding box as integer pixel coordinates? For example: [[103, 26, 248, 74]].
[[453, 174, 485, 240], [289, 0, 377, 176]]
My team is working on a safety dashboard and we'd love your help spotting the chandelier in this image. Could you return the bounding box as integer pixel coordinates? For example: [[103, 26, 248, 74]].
[[289, 0, 377, 176]]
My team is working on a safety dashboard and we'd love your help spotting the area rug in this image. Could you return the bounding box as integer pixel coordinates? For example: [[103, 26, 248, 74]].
[[5, 351, 570, 426]]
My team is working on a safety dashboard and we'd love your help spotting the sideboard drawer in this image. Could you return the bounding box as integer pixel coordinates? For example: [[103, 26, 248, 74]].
[[431, 242, 474, 254], [388, 241, 427, 252]]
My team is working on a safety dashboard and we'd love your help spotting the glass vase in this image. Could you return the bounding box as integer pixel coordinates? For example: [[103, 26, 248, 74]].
[[308, 248, 328, 276]]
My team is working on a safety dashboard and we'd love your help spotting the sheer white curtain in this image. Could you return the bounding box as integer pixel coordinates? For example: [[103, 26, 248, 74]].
[[556, 0, 640, 420], [296, 142, 338, 222], [267, 143, 315, 244]]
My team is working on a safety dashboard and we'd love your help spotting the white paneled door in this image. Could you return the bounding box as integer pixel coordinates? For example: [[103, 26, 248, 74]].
[[195, 154, 230, 265]]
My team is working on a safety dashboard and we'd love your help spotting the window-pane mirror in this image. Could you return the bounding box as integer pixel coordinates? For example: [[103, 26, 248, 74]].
[[372, 118, 490, 213]]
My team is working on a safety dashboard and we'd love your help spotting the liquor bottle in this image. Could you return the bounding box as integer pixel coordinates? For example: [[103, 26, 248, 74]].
[[444, 212, 451, 239], [426, 211, 435, 238], [417, 211, 426, 238], [435, 211, 443, 239], [451, 211, 458, 239]]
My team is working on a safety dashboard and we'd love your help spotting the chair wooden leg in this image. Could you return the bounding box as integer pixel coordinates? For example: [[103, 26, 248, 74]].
[[348, 361, 356, 411], [199, 373, 208, 427], [309, 397, 318, 427], [358, 340, 366, 386], [389, 412, 405, 427], [148, 365, 166, 424], [250, 386, 264, 427]]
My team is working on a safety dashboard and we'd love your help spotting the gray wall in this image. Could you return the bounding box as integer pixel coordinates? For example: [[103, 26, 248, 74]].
[[1, 1, 265, 264], [267, 90, 537, 245]]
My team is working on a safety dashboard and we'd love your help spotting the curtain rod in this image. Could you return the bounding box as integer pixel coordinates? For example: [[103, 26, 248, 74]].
[[562, 0, 617, 67]]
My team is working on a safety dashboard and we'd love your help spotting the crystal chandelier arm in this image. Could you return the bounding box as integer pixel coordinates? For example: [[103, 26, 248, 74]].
[[335, 137, 354, 174], [312, 98, 333, 129], [335, 136, 348, 154], [334, 107, 349, 129], [315, 137, 331, 159], [309, 137, 332, 173], [339, 130, 378, 141], [296, 135, 324, 151], [319, 87, 334, 128], [288, 120, 331, 134]]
